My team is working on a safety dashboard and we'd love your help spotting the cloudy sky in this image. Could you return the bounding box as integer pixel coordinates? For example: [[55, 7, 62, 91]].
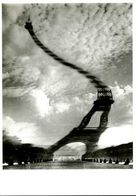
[[3, 3, 132, 153]]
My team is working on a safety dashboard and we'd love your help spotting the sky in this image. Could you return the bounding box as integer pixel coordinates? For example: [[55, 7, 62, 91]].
[[3, 3, 132, 154]]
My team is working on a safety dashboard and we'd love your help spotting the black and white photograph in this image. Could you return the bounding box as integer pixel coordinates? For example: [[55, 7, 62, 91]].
[[2, 3, 133, 170], [1, 1, 136, 195]]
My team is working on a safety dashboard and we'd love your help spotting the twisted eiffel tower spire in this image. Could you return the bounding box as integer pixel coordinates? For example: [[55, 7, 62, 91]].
[[25, 19, 114, 128], [25, 20, 108, 89]]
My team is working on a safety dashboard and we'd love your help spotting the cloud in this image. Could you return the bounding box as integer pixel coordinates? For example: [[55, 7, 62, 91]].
[[30, 89, 52, 118], [3, 54, 42, 97], [109, 82, 132, 126], [3, 130, 21, 144], [3, 4, 132, 98], [111, 82, 132, 99], [67, 142, 86, 154], [54, 142, 86, 156], [16, 3, 132, 74], [3, 87, 34, 98], [98, 125, 133, 148], [55, 102, 70, 113], [3, 116, 40, 144], [2, 4, 24, 32]]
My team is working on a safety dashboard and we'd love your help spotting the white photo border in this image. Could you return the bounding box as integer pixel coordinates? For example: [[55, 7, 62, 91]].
[[0, 0, 136, 195]]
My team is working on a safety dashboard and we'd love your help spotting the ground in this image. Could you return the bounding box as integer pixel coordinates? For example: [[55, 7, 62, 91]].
[[3, 161, 133, 169]]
